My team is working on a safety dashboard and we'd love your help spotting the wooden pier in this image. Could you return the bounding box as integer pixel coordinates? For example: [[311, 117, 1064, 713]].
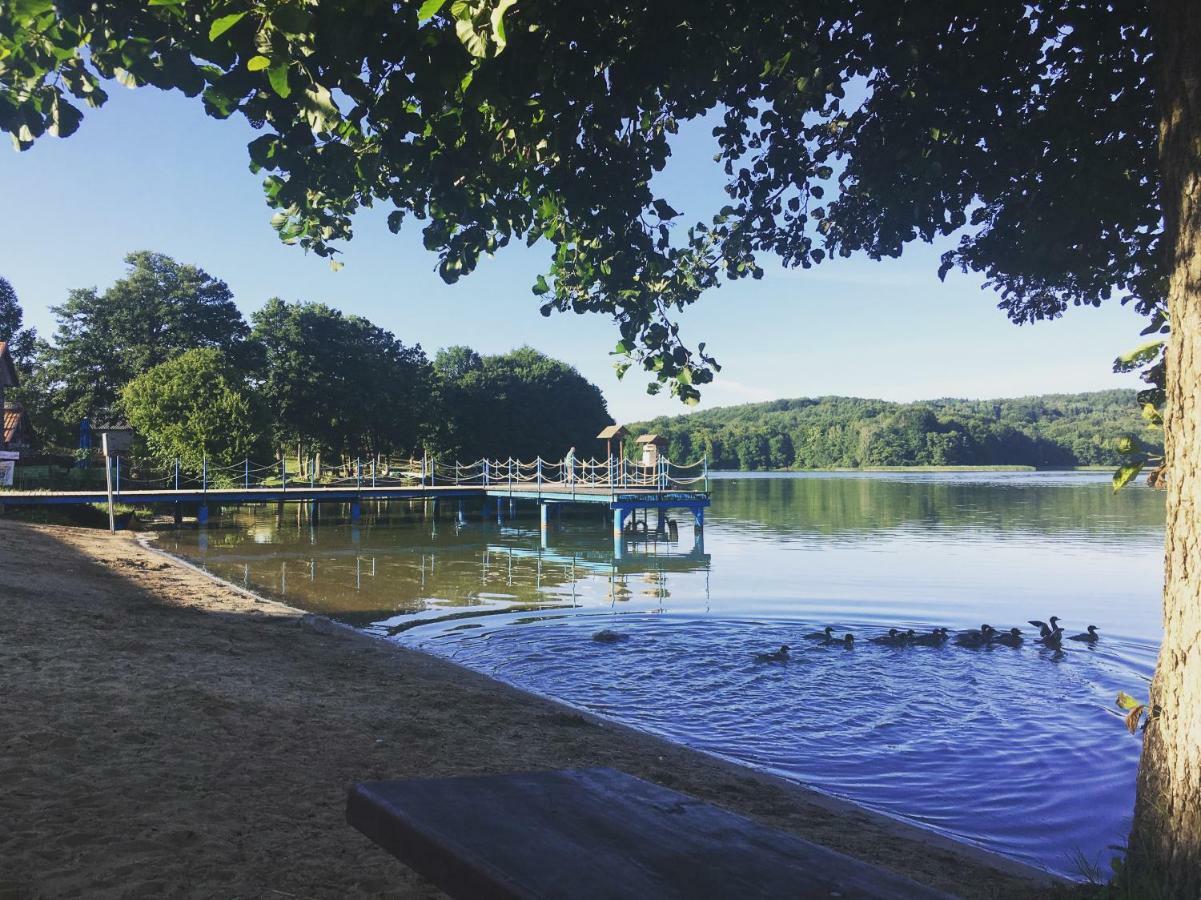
[[0, 455, 710, 546]]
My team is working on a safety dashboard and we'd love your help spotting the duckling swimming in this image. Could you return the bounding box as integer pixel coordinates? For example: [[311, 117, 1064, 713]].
[[870, 628, 915, 646], [1028, 617, 1062, 638], [1068, 625, 1100, 643], [804, 626, 836, 642], [754, 644, 791, 663], [992, 627, 1024, 648], [954, 624, 996, 647], [839, 633, 855, 648], [591, 629, 628, 644], [1036, 627, 1064, 648], [910, 627, 950, 646]]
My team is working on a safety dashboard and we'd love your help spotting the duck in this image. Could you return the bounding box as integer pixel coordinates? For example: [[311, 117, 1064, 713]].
[[839, 633, 855, 648], [754, 645, 790, 663], [804, 626, 836, 642], [910, 627, 950, 646], [954, 624, 996, 647], [591, 629, 628, 643], [870, 628, 915, 646], [1036, 627, 1064, 648], [992, 627, 1024, 647], [1068, 625, 1100, 643], [1028, 617, 1063, 638]]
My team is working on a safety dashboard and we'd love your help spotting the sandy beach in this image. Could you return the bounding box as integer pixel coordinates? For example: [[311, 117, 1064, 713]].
[[0, 519, 1067, 899]]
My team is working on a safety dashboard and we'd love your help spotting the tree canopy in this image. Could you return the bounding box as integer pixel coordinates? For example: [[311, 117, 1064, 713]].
[[633, 391, 1158, 470], [0, 1, 1164, 402], [250, 297, 437, 463], [434, 345, 612, 460], [122, 346, 267, 474], [36, 251, 251, 426]]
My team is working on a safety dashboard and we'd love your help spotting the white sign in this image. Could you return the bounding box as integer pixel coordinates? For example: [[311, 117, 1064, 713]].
[[0, 451, 18, 460], [0, 460, 14, 487]]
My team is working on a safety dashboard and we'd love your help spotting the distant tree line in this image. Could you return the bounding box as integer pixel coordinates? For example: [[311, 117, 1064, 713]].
[[631, 393, 1158, 470], [1, 253, 611, 471]]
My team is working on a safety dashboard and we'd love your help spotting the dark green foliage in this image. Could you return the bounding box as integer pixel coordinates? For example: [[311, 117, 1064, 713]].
[[0, 275, 37, 371], [435, 345, 612, 460], [36, 252, 251, 428], [631, 391, 1156, 469], [251, 298, 438, 462], [122, 347, 268, 473], [0, 2, 1163, 402]]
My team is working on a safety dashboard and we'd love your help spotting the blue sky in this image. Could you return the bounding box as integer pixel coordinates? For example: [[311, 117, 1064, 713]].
[[0, 83, 1148, 422]]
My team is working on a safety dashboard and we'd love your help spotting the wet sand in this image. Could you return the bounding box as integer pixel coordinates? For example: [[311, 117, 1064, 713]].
[[0, 520, 1068, 898]]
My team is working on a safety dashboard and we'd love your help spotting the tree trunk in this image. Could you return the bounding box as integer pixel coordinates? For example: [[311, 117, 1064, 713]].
[[1128, 4, 1201, 894]]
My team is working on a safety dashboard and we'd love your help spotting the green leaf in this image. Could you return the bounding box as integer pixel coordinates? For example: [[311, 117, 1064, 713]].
[[268, 64, 292, 98], [417, 0, 447, 20], [532, 274, 550, 295], [652, 199, 681, 220], [490, 0, 518, 51], [247, 55, 271, 71], [208, 11, 247, 41], [1112, 462, 1144, 492], [1116, 691, 1141, 711], [329, 259, 344, 272]]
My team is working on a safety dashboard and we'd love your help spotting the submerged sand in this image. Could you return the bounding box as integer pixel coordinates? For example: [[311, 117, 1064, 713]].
[[0, 520, 1065, 898]]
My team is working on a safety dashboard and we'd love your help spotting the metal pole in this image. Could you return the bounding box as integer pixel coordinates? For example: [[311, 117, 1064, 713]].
[[356, 458, 361, 490], [281, 457, 287, 491], [103, 434, 115, 532], [245, 458, 250, 489], [114, 454, 121, 496], [202, 454, 207, 492], [175, 458, 180, 491]]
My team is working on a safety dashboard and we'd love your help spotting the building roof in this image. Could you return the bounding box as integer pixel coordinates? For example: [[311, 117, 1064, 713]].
[[596, 425, 629, 440], [3, 402, 32, 447], [0, 342, 18, 388], [635, 434, 668, 446]]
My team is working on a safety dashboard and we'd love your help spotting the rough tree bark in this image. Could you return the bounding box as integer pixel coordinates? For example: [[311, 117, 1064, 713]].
[[1130, 3, 1201, 895]]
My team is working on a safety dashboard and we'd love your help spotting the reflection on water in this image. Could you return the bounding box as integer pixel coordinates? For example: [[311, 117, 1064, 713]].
[[158, 471, 1164, 877]]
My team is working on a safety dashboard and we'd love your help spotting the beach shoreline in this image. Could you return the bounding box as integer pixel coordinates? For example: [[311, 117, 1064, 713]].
[[2, 519, 1066, 898]]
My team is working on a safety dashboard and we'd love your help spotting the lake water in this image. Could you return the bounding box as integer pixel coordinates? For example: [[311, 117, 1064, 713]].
[[156, 471, 1165, 878]]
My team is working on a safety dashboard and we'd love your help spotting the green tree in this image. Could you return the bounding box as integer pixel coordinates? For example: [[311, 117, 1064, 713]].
[[4, 2, 1200, 889], [0, 275, 37, 370], [251, 299, 435, 466], [436, 346, 612, 460], [122, 348, 266, 475], [38, 252, 251, 427]]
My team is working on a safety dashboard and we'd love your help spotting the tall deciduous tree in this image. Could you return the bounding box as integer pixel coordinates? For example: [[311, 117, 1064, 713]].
[[3, 1, 1198, 889], [251, 298, 435, 464], [0, 274, 37, 370], [435, 345, 612, 460], [122, 347, 267, 474], [38, 251, 251, 426]]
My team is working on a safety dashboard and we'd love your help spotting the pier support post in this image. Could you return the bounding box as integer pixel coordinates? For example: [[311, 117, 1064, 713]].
[[432, 498, 440, 519], [540, 502, 549, 549], [350, 501, 361, 523], [173, 503, 182, 527], [309, 500, 319, 521], [457, 500, 466, 525], [693, 507, 704, 531], [197, 504, 209, 526], [656, 508, 666, 535], [509, 497, 516, 517]]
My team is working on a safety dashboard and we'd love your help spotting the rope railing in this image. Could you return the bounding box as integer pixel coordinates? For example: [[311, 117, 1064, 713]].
[[6, 452, 709, 494]]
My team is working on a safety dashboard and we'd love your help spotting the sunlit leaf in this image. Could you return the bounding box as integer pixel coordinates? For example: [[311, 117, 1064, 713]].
[[247, 55, 271, 71], [1112, 462, 1144, 492], [1116, 691, 1141, 710], [418, 0, 448, 20], [208, 11, 247, 41]]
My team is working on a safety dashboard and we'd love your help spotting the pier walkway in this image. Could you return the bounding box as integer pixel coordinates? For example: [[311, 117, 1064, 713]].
[[0, 455, 710, 539]]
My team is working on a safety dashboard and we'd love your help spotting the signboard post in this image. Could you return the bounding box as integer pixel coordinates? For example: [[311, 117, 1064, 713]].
[[102, 433, 115, 532]]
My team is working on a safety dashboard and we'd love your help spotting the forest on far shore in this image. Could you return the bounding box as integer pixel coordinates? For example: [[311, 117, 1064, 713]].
[[629, 391, 1157, 470]]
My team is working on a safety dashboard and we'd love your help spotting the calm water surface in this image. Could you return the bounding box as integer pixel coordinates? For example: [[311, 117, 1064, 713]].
[[157, 471, 1164, 876]]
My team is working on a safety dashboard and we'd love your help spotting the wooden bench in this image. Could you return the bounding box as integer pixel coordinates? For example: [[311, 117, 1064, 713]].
[[346, 767, 954, 899]]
